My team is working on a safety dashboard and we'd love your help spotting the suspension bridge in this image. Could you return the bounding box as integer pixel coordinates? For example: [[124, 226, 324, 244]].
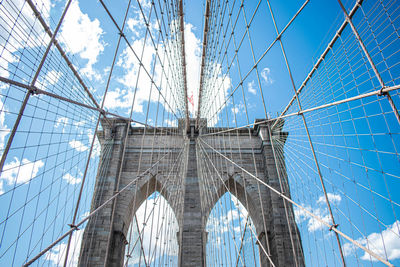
[[0, 0, 399, 266]]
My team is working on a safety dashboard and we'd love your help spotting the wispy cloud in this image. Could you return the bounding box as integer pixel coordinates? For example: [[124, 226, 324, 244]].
[[261, 67, 274, 85], [0, 157, 44, 194], [164, 119, 177, 127], [294, 193, 342, 232], [247, 80, 257, 95], [69, 140, 88, 152], [342, 220, 400, 262], [45, 228, 83, 265], [0, 0, 52, 80], [126, 193, 179, 265], [0, 105, 10, 150], [61, 0, 105, 80], [63, 173, 82, 185]]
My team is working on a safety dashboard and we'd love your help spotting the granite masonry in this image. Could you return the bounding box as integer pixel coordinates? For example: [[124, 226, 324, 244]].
[[78, 118, 304, 266]]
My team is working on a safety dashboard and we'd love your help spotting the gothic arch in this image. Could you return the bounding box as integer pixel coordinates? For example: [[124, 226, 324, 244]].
[[121, 174, 181, 239], [123, 189, 180, 266], [203, 174, 266, 239]]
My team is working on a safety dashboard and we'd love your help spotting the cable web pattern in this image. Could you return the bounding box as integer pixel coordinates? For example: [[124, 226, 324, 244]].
[[0, 0, 399, 266]]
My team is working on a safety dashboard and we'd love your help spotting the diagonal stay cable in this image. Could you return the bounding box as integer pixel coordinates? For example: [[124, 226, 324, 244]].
[[125, 144, 185, 264], [98, 0, 182, 121], [62, 0, 135, 265], [22, 145, 181, 266], [0, 0, 74, 181], [272, 0, 363, 129], [198, 137, 394, 267], [202, 0, 309, 125], [197, 139, 276, 267]]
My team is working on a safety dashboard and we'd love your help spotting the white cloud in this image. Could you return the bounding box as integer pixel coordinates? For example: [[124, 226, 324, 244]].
[[0, 0, 51, 148], [317, 193, 342, 206], [55, 117, 69, 133], [113, 37, 158, 114], [184, 23, 201, 116], [201, 62, 232, 126], [104, 88, 134, 112], [342, 220, 400, 262], [45, 229, 83, 266], [164, 119, 177, 127], [0, 49, 17, 80], [87, 129, 100, 159], [110, 21, 205, 119], [0, 157, 44, 194], [261, 67, 274, 85], [63, 173, 82, 185], [41, 70, 63, 89], [127, 16, 143, 38], [107, 16, 229, 124], [247, 80, 257, 95], [0, 0, 52, 79], [0, 103, 10, 150], [69, 140, 88, 152], [61, 0, 105, 80], [126, 193, 179, 265], [294, 193, 342, 232], [56, 117, 69, 127], [73, 121, 86, 127], [231, 107, 239, 114], [206, 194, 250, 236], [80, 211, 90, 220]]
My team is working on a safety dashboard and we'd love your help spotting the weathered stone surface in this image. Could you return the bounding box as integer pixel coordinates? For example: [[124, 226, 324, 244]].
[[79, 118, 304, 267]]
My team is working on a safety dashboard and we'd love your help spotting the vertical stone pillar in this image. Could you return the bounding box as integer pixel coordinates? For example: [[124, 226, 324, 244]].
[[179, 123, 205, 267], [78, 118, 304, 267], [257, 121, 304, 267], [78, 119, 128, 267]]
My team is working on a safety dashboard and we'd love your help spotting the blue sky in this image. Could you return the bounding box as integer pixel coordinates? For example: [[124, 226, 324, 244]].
[[0, 0, 399, 266]]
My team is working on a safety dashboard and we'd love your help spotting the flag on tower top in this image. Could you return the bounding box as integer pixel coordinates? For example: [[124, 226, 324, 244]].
[[188, 93, 194, 108]]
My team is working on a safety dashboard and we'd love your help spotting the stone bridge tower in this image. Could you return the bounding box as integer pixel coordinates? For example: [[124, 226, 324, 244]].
[[78, 118, 304, 266]]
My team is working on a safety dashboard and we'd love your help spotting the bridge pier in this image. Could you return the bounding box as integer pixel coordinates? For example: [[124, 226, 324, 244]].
[[178, 137, 206, 267], [78, 118, 304, 266]]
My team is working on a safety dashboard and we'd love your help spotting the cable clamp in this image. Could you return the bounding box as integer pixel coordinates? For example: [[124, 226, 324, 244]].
[[29, 86, 38, 95], [68, 224, 79, 230], [118, 32, 125, 38], [329, 224, 338, 231], [378, 86, 388, 96]]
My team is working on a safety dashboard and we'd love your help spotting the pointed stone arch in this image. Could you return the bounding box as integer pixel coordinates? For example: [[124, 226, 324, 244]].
[[202, 173, 273, 265], [122, 174, 181, 239], [79, 118, 304, 266], [202, 174, 263, 235], [205, 191, 261, 266], [124, 190, 180, 266]]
